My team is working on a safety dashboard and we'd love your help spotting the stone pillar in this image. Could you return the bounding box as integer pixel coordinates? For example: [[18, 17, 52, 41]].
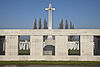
[[30, 36, 43, 57], [5, 35, 18, 56], [23, 43, 25, 50], [55, 36, 68, 57], [80, 35, 93, 56], [26, 43, 29, 50], [19, 43, 23, 50]]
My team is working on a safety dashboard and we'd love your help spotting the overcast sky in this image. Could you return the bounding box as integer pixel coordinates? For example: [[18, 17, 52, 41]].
[[0, 0, 100, 29]]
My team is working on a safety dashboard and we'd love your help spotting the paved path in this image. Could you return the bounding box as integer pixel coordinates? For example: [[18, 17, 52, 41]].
[[0, 65, 100, 67]]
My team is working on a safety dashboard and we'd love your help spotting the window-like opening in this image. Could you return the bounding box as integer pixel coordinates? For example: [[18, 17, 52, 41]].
[[94, 36, 100, 55], [0, 36, 5, 55], [18, 35, 30, 55], [43, 35, 55, 56], [68, 35, 80, 55], [43, 35, 48, 42], [52, 35, 55, 40], [43, 45, 55, 55]]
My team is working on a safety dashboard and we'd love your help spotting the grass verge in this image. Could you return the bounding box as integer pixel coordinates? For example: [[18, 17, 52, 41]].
[[0, 61, 100, 65]]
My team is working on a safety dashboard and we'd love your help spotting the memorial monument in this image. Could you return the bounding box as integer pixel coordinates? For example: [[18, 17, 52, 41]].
[[43, 3, 55, 55], [0, 3, 100, 61]]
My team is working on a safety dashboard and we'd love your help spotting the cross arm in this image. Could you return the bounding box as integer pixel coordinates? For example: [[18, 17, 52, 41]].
[[45, 8, 49, 11], [51, 8, 55, 11], [45, 8, 55, 11]]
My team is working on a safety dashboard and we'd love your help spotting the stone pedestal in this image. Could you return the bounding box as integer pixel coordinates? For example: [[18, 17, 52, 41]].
[[55, 36, 68, 57], [80, 35, 93, 56], [6, 35, 18, 56]]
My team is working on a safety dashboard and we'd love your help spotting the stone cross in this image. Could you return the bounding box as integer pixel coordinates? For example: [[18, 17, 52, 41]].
[[45, 3, 55, 29]]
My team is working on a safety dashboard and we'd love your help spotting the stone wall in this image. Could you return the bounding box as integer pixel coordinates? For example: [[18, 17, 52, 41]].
[[0, 29, 100, 61]]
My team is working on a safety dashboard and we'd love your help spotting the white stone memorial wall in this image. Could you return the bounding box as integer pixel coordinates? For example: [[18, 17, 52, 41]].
[[80, 35, 93, 56], [6, 35, 18, 56], [0, 29, 100, 61], [30, 36, 43, 59], [55, 36, 68, 58]]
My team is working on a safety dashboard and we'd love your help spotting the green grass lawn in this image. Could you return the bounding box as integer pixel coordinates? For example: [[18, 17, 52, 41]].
[[18, 50, 30, 55], [68, 50, 80, 55], [18, 49, 79, 55], [0, 61, 100, 65]]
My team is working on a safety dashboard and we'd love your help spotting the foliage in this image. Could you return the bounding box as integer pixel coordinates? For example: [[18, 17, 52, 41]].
[[70, 21, 73, 29], [68, 49, 80, 55], [39, 18, 42, 29], [65, 19, 68, 29], [18, 50, 30, 55], [34, 19, 37, 29], [44, 19, 48, 29], [59, 19, 63, 29]]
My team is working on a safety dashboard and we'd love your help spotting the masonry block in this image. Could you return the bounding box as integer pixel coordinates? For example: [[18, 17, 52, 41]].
[[6, 35, 18, 56], [80, 35, 93, 56], [55, 36, 68, 57], [30, 36, 43, 57]]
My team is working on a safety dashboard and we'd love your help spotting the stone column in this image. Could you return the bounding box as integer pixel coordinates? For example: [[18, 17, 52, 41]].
[[5, 35, 18, 56], [30, 36, 43, 57], [80, 35, 93, 56], [55, 36, 68, 57], [23, 43, 25, 50]]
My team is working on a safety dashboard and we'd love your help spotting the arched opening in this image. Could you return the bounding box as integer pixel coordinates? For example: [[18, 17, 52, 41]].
[[68, 35, 80, 55], [43, 45, 55, 55], [18, 35, 30, 55]]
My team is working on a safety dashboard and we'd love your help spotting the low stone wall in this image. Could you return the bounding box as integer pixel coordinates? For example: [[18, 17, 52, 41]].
[[0, 29, 100, 61]]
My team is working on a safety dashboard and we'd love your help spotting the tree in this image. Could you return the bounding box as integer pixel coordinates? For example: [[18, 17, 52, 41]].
[[70, 21, 73, 29], [43, 19, 48, 41], [34, 19, 37, 29], [39, 18, 42, 29], [72, 24, 74, 29], [69, 21, 75, 41], [59, 19, 63, 29], [65, 19, 68, 29], [44, 19, 48, 29]]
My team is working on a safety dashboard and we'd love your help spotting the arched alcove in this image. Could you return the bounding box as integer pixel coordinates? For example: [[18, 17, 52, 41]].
[[43, 45, 55, 55]]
